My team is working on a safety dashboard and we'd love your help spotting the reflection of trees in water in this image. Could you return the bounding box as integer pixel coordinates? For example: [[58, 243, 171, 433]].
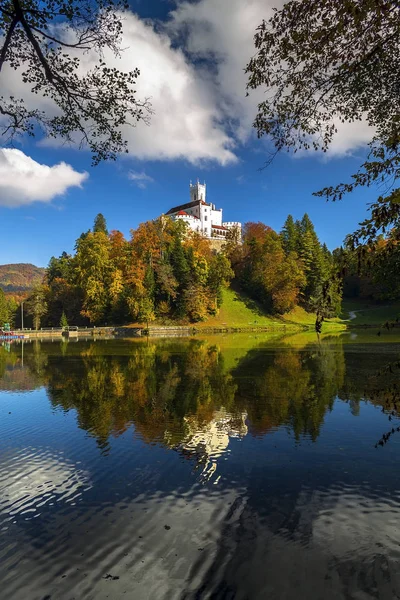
[[0, 336, 348, 452], [337, 343, 400, 428], [42, 340, 237, 454], [0, 342, 45, 391], [232, 337, 345, 441], [8, 336, 400, 453]]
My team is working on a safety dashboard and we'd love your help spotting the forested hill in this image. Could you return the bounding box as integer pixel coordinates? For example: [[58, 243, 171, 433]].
[[0, 263, 45, 293]]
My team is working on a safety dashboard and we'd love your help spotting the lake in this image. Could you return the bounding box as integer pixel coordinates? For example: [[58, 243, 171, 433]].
[[1, 332, 400, 600]]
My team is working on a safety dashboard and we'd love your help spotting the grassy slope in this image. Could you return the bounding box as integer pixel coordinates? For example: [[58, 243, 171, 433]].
[[341, 299, 400, 326], [125, 287, 345, 331], [194, 287, 345, 331]]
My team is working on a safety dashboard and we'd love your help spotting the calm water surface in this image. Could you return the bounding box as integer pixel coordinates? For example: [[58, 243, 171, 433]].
[[1, 332, 400, 599]]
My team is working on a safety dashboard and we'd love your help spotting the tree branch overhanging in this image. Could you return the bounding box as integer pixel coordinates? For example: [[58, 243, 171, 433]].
[[0, 0, 151, 164]]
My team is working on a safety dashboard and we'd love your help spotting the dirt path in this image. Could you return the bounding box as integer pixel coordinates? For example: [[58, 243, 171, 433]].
[[346, 305, 391, 321]]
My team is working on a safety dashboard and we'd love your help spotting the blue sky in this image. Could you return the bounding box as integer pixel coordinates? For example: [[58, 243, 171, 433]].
[[0, 0, 378, 267]]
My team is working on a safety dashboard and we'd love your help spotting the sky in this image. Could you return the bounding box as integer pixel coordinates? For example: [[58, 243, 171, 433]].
[[0, 0, 381, 267]]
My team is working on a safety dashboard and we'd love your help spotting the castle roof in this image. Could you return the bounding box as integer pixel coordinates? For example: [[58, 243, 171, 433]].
[[175, 210, 199, 219], [211, 224, 228, 231], [166, 199, 208, 215]]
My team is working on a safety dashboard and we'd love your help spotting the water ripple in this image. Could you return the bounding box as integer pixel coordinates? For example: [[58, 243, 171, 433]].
[[0, 447, 92, 524]]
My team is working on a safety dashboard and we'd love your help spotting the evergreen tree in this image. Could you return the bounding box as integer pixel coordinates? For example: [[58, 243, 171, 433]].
[[294, 219, 303, 254], [296, 214, 325, 307], [172, 240, 189, 281], [26, 286, 48, 330], [6, 297, 18, 328], [60, 311, 68, 329], [47, 252, 73, 284], [93, 213, 108, 236], [235, 223, 306, 314], [281, 215, 298, 254], [0, 289, 9, 326], [300, 213, 315, 237]]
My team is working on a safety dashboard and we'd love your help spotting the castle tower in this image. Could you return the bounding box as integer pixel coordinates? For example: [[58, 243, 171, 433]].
[[189, 179, 206, 203]]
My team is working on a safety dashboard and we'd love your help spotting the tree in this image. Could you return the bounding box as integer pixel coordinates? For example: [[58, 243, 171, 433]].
[[6, 296, 18, 327], [281, 215, 298, 254], [46, 276, 84, 326], [237, 223, 306, 314], [26, 286, 48, 329], [109, 230, 128, 272], [0, 0, 151, 164], [296, 215, 325, 306], [138, 297, 155, 329], [208, 253, 234, 310], [47, 252, 73, 284], [60, 311, 68, 329], [75, 231, 112, 323], [246, 0, 400, 240], [93, 213, 108, 236], [0, 288, 9, 325]]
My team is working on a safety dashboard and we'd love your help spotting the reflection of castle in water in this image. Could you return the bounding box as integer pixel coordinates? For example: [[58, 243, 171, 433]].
[[168, 408, 248, 481]]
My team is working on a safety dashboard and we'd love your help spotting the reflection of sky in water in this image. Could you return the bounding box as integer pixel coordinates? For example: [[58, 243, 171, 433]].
[[0, 447, 91, 523], [1, 338, 400, 599], [310, 485, 400, 557]]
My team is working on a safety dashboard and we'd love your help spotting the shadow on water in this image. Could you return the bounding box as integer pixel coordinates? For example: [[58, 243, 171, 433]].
[[1, 333, 400, 599]]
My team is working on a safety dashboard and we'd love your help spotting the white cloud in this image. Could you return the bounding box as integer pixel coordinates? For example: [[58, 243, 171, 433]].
[[0, 148, 88, 207], [328, 119, 374, 157], [128, 170, 154, 189], [1, 12, 237, 166], [167, 0, 275, 144], [167, 0, 373, 159], [0, 3, 373, 164]]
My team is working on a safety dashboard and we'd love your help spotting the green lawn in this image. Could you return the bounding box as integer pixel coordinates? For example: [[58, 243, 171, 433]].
[[196, 287, 345, 331], [341, 299, 400, 326], [125, 286, 346, 332]]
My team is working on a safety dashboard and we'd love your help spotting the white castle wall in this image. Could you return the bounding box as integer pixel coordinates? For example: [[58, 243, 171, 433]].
[[168, 182, 241, 240]]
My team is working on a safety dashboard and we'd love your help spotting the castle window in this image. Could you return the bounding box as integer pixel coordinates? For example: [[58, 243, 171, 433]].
[[205, 216, 208, 221]]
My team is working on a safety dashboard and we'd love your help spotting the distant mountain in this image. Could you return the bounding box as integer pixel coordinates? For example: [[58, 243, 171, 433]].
[[0, 263, 46, 293]]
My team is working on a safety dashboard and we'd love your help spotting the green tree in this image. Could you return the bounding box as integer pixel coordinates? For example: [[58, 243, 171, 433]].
[[6, 296, 18, 328], [93, 213, 108, 236], [138, 297, 155, 329], [295, 214, 327, 309], [246, 0, 400, 241], [0, 288, 9, 326], [0, 0, 151, 164], [75, 231, 112, 323], [60, 311, 68, 329], [26, 286, 48, 330], [208, 253, 234, 310], [281, 215, 298, 254], [170, 236, 190, 317], [237, 223, 306, 314], [47, 252, 73, 284]]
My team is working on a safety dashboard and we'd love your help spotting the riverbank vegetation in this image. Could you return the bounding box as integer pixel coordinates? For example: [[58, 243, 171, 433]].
[[9, 212, 342, 330], [4, 209, 400, 332]]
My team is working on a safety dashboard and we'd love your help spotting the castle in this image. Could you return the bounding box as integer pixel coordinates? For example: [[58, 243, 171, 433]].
[[165, 180, 241, 239]]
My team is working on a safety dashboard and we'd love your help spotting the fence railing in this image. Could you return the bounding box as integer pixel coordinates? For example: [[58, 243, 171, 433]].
[[10, 326, 117, 334]]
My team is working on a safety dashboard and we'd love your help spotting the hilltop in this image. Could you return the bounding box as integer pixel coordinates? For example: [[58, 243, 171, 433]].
[[0, 263, 46, 293]]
